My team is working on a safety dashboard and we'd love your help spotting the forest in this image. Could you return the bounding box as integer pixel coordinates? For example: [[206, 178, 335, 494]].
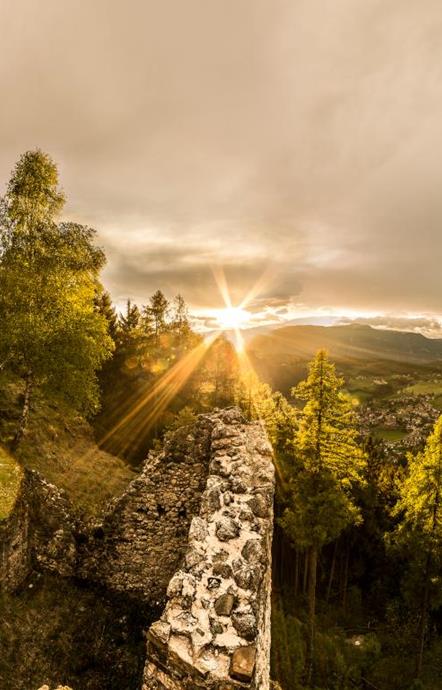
[[0, 150, 442, 690]]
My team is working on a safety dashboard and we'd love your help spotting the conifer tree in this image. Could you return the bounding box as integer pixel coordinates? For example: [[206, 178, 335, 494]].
[[205, 335, 238, 407], [95, 290, 118, 342], [146, 290, 169, 341], [280, 350, 366, 684], [235, 370, 297, 454], [171, 294, 191, 348], [118, 299, 142, 343], [392, 415, 442, 677]]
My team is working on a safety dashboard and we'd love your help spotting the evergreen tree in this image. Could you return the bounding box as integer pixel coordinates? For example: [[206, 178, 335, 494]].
[[280, 350, 366, 684], [145, 290, 169, 341], [95, 290, 118, 342], [0, 150, 113, 447], [171, 294, 192, 348], [392, 415, 442, 677], [204, 335, 238, 408], [119, 299, 141, 341], [235, 369, 297, 454]]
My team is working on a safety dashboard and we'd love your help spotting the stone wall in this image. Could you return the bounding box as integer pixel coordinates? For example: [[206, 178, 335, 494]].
[[0, 469, 77, 592], [143, 408, 275, 690], [0, 408, 275, 689], [78, 416, 214, 605]]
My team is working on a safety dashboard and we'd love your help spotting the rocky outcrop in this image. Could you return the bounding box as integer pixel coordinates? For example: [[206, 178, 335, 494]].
[[143, 408, 275, 690]]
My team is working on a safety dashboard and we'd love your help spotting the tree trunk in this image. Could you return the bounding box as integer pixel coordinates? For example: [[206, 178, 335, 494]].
[[11, 369, 33, 451], [326, 539, 338, 604], [303, 549, 309, 595], [294, 549, 300, 596], [416, 552, 431, 678], [0, 353, 12, 372], [305, 545, 318, 686], [342, 539, 350, 612]]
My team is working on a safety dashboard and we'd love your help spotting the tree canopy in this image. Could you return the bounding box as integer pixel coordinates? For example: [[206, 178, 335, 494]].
[[0, 150, 113, 445]]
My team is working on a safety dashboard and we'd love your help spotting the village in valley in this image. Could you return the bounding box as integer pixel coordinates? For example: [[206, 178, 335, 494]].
[[351, 371, 442, 456]]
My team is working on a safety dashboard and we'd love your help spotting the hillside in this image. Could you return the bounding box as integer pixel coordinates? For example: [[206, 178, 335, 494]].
[[249, 323, 442, 362], [248, 323, 442, 394], [0, 376, 135, 518]]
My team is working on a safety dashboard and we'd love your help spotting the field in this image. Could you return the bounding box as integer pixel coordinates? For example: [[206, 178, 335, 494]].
[[372, 427, 408, 442], [403, 381, 442, 395]]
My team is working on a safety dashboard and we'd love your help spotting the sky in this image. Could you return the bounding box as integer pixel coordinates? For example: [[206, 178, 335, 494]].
[[0, 0, 441, 334]]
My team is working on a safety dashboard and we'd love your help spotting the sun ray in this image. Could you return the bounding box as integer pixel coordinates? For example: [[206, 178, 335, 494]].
[[102, 333, 217, 443], [234, 343, 288, 489], [78, 332, 219, 463]]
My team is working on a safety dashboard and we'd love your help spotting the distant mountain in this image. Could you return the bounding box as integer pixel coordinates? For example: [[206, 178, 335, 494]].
[[248, 323, 442, 362], [247, 324, 442, 392]]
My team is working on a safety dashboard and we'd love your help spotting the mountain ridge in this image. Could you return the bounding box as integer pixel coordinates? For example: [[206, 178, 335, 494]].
[[247, 323, 442, 363]]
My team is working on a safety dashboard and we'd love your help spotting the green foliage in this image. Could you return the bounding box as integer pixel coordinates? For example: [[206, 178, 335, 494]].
[[271, 596, 305, 689], [393, 415, 442, 553], [281, 350, 366, 550], [203, 335, 238, 408], [95, 290, 203, 462], [144, 289, 169, 339], [235, 369, 298, 453], [0, 150, 113, 421], [164, 405, 198, 432], [95, 290, 118, 341]]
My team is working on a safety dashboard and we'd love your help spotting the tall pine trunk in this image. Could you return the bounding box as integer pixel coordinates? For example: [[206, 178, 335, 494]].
[[416, 551, 431, 677], [294, 549, 300, 596], [11, 369, 33, 451], [305, 545, 318, 686], [326, 539, 338, 603]]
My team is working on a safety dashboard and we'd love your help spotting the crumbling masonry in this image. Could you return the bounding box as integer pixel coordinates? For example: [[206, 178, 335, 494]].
[[0, 408, 275, 690]]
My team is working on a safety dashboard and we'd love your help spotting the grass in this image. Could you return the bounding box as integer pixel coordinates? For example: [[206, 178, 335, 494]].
[[345, 389, 373, 404], [0, 573, 149, 690], [0, 376, 135, 518], [372, 426, 408, 442], [403, 381, 442, 396], [0, 446, 22, 520], [433, 395, 442, 411]]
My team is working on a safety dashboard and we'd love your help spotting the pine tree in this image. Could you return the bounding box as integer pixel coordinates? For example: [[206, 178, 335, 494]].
[[235, 369, 297, 454], [0, 150, 113, 447], [95, 290, 118, 342], [119, 299, 141, 339], [171, 294, 191, 348], [145, 290, 169, 341], [206, 335, 238, 408], [392, 415, 442, 677], [280, 350, 366, 684]]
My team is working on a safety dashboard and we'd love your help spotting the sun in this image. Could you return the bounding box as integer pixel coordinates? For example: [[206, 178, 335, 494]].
[[215, 306, 251, 331]]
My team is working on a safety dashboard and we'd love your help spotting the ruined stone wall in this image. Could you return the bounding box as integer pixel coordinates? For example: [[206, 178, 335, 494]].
[[143, 408, 275, 690], [0, 409, 275, 689], [0, 475, 30, 591], [78, 416, 214, 604], [0, 470, 77, 592]]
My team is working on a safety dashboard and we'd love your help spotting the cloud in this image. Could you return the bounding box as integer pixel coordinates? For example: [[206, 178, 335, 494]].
[[340, 315, 442, 339], [0, 0, 441, 317]]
